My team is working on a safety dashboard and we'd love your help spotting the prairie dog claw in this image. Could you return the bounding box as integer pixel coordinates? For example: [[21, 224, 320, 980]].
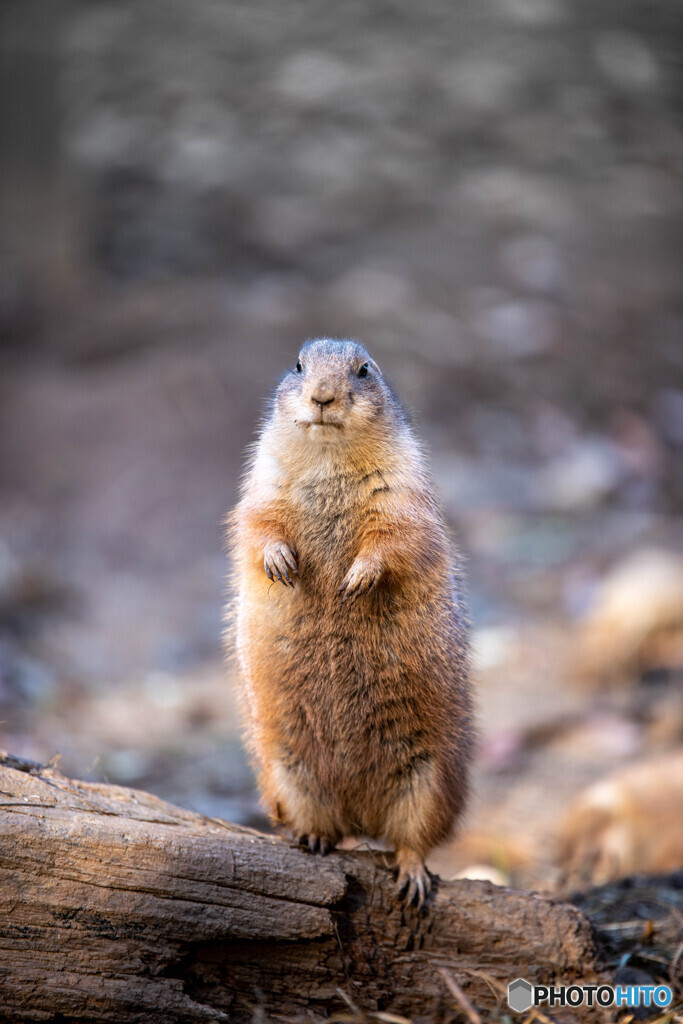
[[338, 559, 382, 604], [298, 833, 334, 856], [264, 543, 298, 587], [395, 853, 432, 909]]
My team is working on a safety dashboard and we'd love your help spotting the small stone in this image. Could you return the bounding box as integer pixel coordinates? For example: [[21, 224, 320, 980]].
[[532, 404, 579, 458], [329, 267, 415, 320], [250, 196, 325, 250], [273, 51, 353, 106], [69, 111, 139, 167], [162, 132, 239, 190], [290, 133, 367, 193], [454, 168, 574, 230], [498, 235, 567, 295], [535, 437, 623, 510], [594, 32, 660, 91], [241, 274, 307, 327], [472, 298, 558, 357], [603, 166, 681, 220], [496, 0, 566, 25], [416, 312, 467, 366], [440, 57, 522, 113]]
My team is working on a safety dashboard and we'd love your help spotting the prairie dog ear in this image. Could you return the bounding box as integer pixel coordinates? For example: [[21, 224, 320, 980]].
[[368, 358, 381, 375]]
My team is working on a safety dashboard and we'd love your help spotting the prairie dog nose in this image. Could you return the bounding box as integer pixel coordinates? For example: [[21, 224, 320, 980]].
[[310, 386, 335, 407]]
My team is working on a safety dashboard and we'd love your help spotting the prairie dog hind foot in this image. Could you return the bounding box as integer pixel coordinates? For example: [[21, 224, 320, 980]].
[[395, 847, 432, 909], [297, 833, 335, 855]]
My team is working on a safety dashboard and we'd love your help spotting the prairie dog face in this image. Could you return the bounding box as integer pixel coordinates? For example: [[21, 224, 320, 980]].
[[274, 339, 389, 446]]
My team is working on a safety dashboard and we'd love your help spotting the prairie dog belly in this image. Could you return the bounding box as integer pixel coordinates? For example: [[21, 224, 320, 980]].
[[239, 572, 452, 837]]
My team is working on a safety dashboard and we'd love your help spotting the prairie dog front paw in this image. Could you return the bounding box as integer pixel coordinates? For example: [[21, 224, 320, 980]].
[[338, 558, 382, 603], [264, 542, 298, 587]]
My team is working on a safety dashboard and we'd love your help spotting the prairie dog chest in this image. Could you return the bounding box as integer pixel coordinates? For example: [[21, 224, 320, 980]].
[[289, 470, 385, 566]]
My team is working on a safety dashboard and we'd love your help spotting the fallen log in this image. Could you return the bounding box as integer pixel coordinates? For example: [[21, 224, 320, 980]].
[[0, 753, 605, 1023]]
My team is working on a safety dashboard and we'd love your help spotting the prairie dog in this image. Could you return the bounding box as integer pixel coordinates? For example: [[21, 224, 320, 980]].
[[228, 338, 472, 905]]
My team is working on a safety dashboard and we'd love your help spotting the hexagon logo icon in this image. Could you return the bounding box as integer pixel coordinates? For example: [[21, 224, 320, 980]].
[[508, 978, 533, 1013]]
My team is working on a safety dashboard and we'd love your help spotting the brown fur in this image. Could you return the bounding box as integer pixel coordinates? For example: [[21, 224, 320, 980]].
[[227, 339, 473, 902]]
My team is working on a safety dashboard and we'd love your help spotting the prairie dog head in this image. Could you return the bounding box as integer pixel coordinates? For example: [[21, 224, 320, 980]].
[[273, 339, 393, 449]]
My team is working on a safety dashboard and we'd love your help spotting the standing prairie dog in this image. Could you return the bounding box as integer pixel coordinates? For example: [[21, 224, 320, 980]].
[[228, 339, 473, 905]]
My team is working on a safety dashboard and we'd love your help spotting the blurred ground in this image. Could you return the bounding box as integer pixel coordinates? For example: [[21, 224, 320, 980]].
[[1, 0, 682, 893]]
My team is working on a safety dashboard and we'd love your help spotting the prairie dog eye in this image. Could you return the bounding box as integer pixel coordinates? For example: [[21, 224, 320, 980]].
[[296, 360, 302, 373], [358, 363, 368, 378]]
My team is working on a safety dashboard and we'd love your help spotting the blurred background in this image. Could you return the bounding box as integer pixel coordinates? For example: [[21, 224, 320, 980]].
[[1, 0, 682, 894]]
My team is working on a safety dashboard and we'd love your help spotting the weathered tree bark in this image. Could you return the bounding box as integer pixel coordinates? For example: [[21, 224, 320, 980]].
[[0, 755, 605, 1023]]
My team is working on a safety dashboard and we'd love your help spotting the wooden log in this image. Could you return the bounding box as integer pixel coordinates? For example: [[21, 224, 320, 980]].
[[0, 755, 604, 1023]]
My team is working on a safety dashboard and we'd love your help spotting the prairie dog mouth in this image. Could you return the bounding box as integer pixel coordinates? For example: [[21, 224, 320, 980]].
[[296, 418, 343, 430]]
